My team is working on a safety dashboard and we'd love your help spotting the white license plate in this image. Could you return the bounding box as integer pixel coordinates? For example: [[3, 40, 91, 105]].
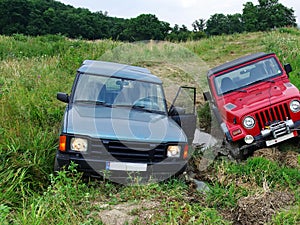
[[266, 132, 295, 147], [106, 162, 147, 172]]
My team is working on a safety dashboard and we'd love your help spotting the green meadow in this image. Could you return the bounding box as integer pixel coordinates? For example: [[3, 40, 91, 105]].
[[0, 28, 299, 224]]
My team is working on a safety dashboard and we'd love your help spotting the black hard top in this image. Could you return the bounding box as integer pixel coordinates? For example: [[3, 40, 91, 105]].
[[78, 60, 162, 84], [207, 52, 274, 77]]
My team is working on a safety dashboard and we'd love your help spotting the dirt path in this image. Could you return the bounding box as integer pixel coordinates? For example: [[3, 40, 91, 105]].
[[92, 200, 160, 224]]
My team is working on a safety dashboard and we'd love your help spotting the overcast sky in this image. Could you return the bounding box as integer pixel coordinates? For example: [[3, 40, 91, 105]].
[[57, 0, 299, 29]]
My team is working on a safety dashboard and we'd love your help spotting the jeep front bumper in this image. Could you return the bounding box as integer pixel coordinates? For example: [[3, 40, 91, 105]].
[[260, 119, 296, 146], [261, 119, 294, 138]]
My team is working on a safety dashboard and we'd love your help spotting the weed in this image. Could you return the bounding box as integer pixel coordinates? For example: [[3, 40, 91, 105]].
[[197, 102, 212, 132], [272, 205, 300, 225], [0, 204, 10, 225]]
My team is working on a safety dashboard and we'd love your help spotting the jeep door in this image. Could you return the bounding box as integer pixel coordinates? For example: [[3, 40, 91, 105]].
[[169, 87, 197, 144]]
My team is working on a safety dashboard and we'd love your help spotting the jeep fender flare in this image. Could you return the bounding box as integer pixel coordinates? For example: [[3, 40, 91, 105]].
[[220, 122, 232, 141], [211, 104, 232, 141]]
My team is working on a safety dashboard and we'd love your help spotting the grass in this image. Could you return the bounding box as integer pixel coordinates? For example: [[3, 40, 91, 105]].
[[0, 29, 300, 224]]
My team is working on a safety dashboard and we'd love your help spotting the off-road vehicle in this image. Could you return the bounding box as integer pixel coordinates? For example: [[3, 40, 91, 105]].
[[204, 52, 300, 158], [55, 60, 196, 183]]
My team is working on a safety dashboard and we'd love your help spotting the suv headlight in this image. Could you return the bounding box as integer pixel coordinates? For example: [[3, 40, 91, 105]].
[[167, 146, 181, 158], [71, 138, 88, 152], [290, 100, 300, 113], [243, 116, 255, 129]]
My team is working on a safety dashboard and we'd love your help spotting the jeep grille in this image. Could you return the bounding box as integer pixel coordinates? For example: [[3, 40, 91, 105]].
[[254, 103, 291, 130], [90, 139, 167, 163]]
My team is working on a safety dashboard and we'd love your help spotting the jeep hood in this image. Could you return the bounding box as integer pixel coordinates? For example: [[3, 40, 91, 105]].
[[221, 81, 300, 117], [63, 104, 187, 143]]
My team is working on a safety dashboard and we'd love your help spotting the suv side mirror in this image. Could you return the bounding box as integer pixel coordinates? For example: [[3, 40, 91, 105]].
[[57, 92, 69, 103], [284, 63, 292, 76], [203, 91, 211, 101]]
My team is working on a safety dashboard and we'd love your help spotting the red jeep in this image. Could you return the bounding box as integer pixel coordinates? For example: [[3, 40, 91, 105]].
[[204, 52, 300, 158]]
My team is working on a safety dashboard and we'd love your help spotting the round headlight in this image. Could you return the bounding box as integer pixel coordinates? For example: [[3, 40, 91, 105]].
[[290, 100, 300, 113], [244, 135, 254, 144], [243, 116, 255, 129], [167, 146, 181, 158]]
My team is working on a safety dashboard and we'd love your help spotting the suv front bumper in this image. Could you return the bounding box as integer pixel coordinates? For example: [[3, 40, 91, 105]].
[[55, 151, 187, 183]]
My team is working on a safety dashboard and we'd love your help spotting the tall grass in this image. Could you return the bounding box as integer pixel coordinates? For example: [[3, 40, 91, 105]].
[[0, 29, 300, 224], [262, 27, 300, 87], [0, 35, 118, 213]]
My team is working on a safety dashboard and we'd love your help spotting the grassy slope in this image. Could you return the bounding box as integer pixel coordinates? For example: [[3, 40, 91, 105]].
[[0, 29, 299, 224]]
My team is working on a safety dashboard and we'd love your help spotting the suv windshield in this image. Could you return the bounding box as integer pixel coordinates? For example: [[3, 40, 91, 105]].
[[214, 57, 283, 95], [73, 73, 167, 113]]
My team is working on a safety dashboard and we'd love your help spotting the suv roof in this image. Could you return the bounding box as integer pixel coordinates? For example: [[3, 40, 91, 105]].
[[207, 52, 274, 77], [77, 60, 162, 84]]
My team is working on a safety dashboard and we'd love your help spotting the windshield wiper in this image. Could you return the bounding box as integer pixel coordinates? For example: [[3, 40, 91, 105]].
[[132, 105, 154, 113], [74, 100, 112, 107], [222, 88, 247, 95], [264, 78, 275, 83], [132, 105, 165, 114], [236, 89, 247, 93], [110, 104, 165, 114]]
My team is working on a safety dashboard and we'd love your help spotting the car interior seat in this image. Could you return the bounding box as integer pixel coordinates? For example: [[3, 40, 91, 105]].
[[249, 64, 266, 82], [220, 77, 236, 94]]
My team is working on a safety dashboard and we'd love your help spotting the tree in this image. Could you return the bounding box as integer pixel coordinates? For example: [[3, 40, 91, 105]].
[[227, 13, 244, 34], [205, 0, 297, 35], [242, 2, 258, 32], [243, 0, 296, 31], [205, 13, 244, 35], [0, 0, 32, 34], [166, 24, 195, 42], [121, 14, 171, 41], [0, 0, 296, 40], [205, 13, 229, 35], [192, 19, 206, 32]]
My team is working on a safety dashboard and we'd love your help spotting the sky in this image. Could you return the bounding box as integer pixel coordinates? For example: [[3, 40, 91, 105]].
[[57, 0, 299, 29]]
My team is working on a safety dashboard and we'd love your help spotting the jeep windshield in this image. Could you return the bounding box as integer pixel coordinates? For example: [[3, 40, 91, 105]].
[[72, 73, 167, 114], [214, 57, 283, 95]]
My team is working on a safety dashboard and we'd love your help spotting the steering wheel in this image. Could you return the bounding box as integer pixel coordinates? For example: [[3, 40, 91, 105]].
[[133, 97, 160, 110]]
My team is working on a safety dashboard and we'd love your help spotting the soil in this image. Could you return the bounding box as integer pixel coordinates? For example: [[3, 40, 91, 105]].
[[231, 191, 295, 225], [253, 148, 300, 169], [92, 200, 160, 225]]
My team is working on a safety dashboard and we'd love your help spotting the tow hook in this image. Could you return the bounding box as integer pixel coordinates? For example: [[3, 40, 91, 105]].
[[261, 119, 294, 138]]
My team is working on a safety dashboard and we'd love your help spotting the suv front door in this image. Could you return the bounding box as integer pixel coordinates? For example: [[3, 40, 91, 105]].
[[169, 87, 197, 144]]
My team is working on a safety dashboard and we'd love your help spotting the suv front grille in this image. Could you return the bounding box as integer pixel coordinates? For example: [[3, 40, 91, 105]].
[[254, 103, 291, 130], [90, 139, 167, 163]]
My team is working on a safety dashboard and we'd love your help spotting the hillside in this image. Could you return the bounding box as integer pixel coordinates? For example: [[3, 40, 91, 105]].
[[0, 28, 299, 224]]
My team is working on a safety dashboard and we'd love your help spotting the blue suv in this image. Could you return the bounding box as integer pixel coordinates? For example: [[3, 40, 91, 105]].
[[55, 60, 196, 183]]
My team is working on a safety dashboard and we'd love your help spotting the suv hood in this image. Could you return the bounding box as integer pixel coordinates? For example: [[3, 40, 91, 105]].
[[63, 104, 187, 143]]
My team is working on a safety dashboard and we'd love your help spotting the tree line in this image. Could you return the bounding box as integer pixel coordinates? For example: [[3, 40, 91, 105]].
[[0, 0, 296, 41]]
